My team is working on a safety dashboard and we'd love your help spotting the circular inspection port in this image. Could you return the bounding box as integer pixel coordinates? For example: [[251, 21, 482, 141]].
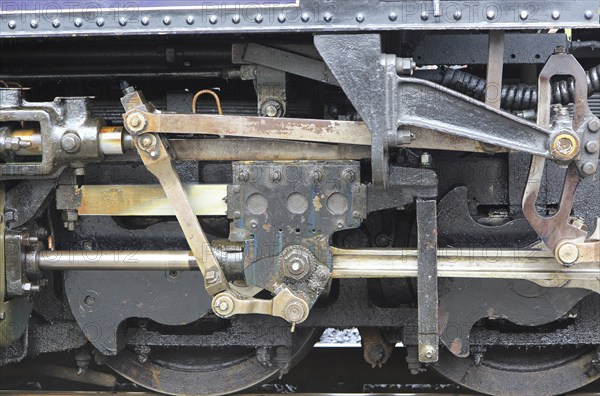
[[246, 192, 268, 215], [287, 192, 309, 214], [326, 192, 349, 215]]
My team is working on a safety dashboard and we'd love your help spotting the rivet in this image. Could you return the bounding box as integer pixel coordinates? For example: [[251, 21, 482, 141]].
[[454, 10, 462, 20], [551, 10, 560, 20], [323, 12, 332, 22], [30, 19, 39, 28], [388, 12, 397, 21], [186, 16, 194, 25], [141, 16, 150, 26], [278, 13, 286, 23], [255, 14, 263, 23], [301, 13, 310, 22], [237, 169, 249, 182], [119, 17, 127, 26], [582, 162, 597, 175], [584, 10, 594, 20], [163, 16, 171, 25], [420, 11, 429, 21], [585, 141, 599, 154], [232, 14, 241, 24], [423, 345, 436, 359], [588, 119, 600, 132], [96, 17, 105, 27], [8, 20, 16, 29], [209, 15, 218, 24], [270, 170, 282, 183], [233, 210, 241, 219], [311, 170, 322, 182], [84, 295, 96, 306], [337, 221, 344, 229], [52, 19, 61, 28], [486, 9, 496, 20], [74, 18, 83, 27], [519, 10, 528, 20], [356, 13, 364, 23]]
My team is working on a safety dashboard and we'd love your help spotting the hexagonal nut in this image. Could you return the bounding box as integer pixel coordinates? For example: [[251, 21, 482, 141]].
[[550, 132, 579, 161], [60, 132, 81, 154], [125, 112, 147, 134], [280, 245, 315, 280]]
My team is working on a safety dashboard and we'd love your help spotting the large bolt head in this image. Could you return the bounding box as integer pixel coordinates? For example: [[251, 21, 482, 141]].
[[550, 132, 579, 161], [588, 118, 600, 133], [281, 245, 314, 280], [261, 101, 283, 118], [212, 294, 235, 316], [581, 162, 597, 176], [556, 242, 579, 266], [284, 300, 306, 323], [585, 141, 599, 154], [126, 112, 147, 134], [61, 132, 81, 153]]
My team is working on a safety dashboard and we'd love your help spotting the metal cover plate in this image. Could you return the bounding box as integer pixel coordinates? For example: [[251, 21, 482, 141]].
[[1, 0, 597, 37]]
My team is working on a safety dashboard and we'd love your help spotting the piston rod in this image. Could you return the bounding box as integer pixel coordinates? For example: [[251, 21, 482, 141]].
[[37, 248, 600, 292]]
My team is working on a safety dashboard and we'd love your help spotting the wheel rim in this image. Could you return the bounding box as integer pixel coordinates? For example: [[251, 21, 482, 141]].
[[432, 345, 599, 396], [108, 327, 316, 396]]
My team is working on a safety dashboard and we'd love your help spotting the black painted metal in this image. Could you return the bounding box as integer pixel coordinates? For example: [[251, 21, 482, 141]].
[[64, 269, 212, 355], [416, 199, 438, 362], [1, 0, 596, 38]]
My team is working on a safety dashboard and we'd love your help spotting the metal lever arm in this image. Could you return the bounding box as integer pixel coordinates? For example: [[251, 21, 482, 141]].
[[121, 87, 228, 295], [523, 52, 600, 267]]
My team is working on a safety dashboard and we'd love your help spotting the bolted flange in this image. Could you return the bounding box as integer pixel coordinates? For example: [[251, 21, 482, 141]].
[[280, 245, 314, 280]]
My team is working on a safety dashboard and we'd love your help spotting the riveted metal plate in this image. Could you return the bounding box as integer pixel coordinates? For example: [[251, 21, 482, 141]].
[[0, 0, 597, 37]]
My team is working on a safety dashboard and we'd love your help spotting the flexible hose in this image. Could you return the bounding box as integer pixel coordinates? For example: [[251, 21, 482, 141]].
[[429, 64, 600, 110]]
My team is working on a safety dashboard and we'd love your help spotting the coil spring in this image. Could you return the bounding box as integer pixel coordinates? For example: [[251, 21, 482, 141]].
[[441, 64, 600, 111]]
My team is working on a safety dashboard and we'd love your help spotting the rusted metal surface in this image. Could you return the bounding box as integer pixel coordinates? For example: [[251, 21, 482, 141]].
[[127, 109, 372, 145], [523, 52, 599, 265], [57, 184, 227, 216], [523, 159, 587, 250], [170, 138, 371, 160], [124, 109, 511, 153], [359, 327, 395, 368]]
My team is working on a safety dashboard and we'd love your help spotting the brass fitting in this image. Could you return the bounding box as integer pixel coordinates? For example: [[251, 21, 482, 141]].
[[550, 132, 579, 161]]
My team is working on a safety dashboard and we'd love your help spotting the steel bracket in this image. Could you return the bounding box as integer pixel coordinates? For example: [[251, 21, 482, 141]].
[[314, 34, 569, 190], [416, 199, 439, 363]]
